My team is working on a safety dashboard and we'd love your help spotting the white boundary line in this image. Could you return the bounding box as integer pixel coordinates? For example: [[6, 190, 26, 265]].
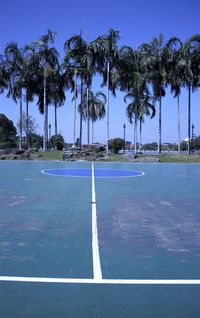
[[91, 163, 102, 280], [1, 276, 200, 285]]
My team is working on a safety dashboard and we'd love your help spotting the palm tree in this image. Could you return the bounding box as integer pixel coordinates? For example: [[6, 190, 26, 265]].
[[92, 29, 120, 154], [64, 34, 95, 147], [36, 68, 66, 137], [138, 92, 156, 151], [4, 43, 39, 150], [166, 37, 183, 152], [48, 69, 66, 135], [125, 87, 154, 154], [32, 29, 59, 151], [79, 91, 106, 143], [139, 35, 168, 154], [4, 42, 25, 149], [21, 45, 40, 149], [117, 46, 154, 153], [179, 34, 200, 154], [0, 54, 8, 95]]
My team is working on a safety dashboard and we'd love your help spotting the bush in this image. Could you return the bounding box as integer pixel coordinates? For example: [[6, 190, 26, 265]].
[[83, 144, 105, 153], [50, 134, 65, 150], [142, 142, 158, 151], [109, 138, 124, 154], [28, 133, 43, 149], [0, 114, 17, 149], [192, 136, 200, 151], [180, 141, 187, 151]]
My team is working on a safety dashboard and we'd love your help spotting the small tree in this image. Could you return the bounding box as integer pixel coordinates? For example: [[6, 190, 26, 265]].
[[49, 134, 65, 150], [29, 133, 43, 149], [192, 136, 200, 151], [0, 114, 17, 149], [17, 111, 38, 137], [180, 141, 188, 151], [142, 142, 158, 151], [109, 138, 124, 153]]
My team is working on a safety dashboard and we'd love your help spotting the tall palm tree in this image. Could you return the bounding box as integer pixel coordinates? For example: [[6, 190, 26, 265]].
[[32, 29, 59, 151], [179, 34, 200, 154], [138, 92, 156, 151], [79, 91, 106, 144], [64, 34, 95, 146], [117, 46, 154, 153], [92, 29, 120, 154], [166, 37, 183, 152], [139, 35, 168, 154], [4, 43, 38, 150], [21, 45, 40, 149], [0, 54, 8, 95], [4, 42, 25, 149], [36, 68, 66, 139], [48, 69, 66, 135], [125, 88, 154, 154]]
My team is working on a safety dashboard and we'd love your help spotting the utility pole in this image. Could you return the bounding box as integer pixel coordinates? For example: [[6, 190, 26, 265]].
[[49, 123, 51, 141], [191, 123, 195, 154], [123, 123, 126, 154]]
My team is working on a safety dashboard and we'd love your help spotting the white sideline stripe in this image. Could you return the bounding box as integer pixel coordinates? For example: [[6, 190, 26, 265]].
[[91, 163, 102, 280], [1, 277, 200, 285]]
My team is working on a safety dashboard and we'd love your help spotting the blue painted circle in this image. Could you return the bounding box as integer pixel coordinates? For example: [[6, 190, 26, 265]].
[[41, 168, 144, 178]]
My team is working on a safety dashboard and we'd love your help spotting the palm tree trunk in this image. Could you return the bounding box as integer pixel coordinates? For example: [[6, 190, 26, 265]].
[[106, 60, 110, 154], [79, 78, 83, 150], [87, 85, 90, 145], [43, 74, 47, 151], [46, 104, 48, 149], [134, 115, 138, 154], [158, 96, 162, 154], [26, 91, 29, 150], [73, 69, 77, 147], [19, 89, 23, 150], [92, 120, 94, 144], [139, 118, 142, 152], [188, 84, 191, 155], [177, 95, 181, 152], [54, 102, 57, 135]]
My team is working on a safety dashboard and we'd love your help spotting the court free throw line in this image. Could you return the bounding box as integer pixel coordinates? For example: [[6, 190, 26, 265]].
[[91, 162, 102, 280], [1, 277, 200, 284]]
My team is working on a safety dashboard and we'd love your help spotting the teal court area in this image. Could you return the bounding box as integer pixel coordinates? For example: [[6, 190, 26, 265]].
[[0, 161, 200, 317]]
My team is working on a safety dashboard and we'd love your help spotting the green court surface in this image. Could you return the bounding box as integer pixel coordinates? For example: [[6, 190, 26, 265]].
[[0, 161, 200, 318]]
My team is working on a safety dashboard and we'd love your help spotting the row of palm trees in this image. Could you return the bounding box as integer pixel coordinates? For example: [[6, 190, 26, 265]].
[[0, 29, 199, 154]]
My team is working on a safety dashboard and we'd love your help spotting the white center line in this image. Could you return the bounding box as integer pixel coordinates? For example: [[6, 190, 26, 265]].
[[91, 162, 102, 281]]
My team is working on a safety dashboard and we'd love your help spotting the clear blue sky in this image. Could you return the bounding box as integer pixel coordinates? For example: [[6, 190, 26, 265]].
[[0, 0, 200, 144]]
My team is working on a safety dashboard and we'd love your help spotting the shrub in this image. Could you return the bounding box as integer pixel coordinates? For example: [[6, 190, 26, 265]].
[[109, 138, 124, 154], [29, 133, 43, 149], [0, 114, 17, 149], [49, 134, 65, 150]]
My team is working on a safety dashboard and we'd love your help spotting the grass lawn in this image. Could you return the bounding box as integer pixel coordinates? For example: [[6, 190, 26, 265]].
[[156, 154, 200, 163], [37, 150, 63, 160], [103, 153, 200, 163]]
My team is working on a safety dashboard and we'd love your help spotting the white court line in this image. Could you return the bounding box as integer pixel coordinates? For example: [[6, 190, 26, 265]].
[[91, 162, 102, 280], [1, 276, 200, 284]]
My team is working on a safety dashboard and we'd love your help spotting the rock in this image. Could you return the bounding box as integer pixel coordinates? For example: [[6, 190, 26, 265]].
[[14, 149, 25, 155], [138, 156, 160, 163]]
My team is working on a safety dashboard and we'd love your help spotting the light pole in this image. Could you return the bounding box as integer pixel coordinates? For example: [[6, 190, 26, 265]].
[[191, 123, 195, 154], [123, 123, 126, 154], [49, 123, 51, 142]]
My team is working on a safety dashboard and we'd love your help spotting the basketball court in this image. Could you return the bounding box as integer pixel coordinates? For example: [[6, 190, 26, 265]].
[[0, 161, 200, 317]]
